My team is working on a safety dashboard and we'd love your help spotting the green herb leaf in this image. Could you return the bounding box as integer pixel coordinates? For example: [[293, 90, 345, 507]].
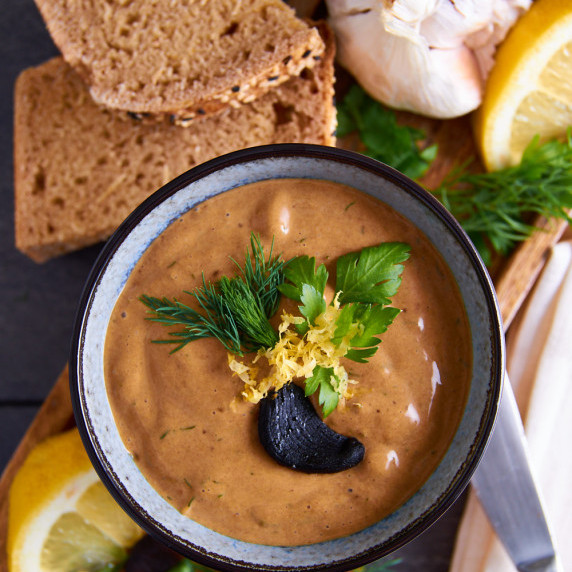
[[166, 558, 218, 572], [278, 255, 328, 301], [364, 557, 403, 571], [434, 130, 572, 261], [305, 366, 339, 417], [299, 283, 326, 326], [337, 84, 437, 179], [278, 255, 328, 333], [167, 561, 194, 572], [331, 304, 400, 363], [277, 242, 409, 416], [349, 304, 401, 348], [335, 243, 410, 305], [330, 303, 359, 345], [345, 347, 379, 363]]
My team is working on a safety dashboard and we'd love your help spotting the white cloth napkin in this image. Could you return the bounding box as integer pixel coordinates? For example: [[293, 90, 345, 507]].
[[450, 239, 572, 571]]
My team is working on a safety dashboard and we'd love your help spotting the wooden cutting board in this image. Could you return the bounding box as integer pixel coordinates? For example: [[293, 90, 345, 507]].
[[0, 115, 568, 570], [0, 367, 74, 571]]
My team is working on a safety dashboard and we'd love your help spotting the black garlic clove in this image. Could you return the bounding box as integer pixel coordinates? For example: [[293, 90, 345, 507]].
[[258, 383, 365, 473]]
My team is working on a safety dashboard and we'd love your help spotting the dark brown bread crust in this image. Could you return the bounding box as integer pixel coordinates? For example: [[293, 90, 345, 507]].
[[14, 27, 336, 262]]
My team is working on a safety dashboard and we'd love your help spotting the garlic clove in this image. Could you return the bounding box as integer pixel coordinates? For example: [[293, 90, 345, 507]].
[[465, 0, 532, 78], [258, 383, 365, 473], [327, 0, 531, 118], [420, 0, 493, 50]]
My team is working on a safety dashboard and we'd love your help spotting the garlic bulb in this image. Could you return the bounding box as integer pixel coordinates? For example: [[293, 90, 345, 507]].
[[327, 0, 531, 118]]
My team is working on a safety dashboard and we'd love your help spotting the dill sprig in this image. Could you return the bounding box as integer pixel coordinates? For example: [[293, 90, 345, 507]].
[[218, 277, 278, 350], [434, 131, 572, 263], [139, 281, 243, 354], [140, 233, 284, 355], [231, 233, 285, 317]]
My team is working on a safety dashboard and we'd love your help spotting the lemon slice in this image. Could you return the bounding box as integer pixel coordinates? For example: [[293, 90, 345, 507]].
[[8, 428, 144, 572], [474, 0, 572, 170]]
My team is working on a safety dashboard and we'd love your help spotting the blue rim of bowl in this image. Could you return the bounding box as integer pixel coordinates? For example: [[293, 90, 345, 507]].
[[69, 143, 504, 572]]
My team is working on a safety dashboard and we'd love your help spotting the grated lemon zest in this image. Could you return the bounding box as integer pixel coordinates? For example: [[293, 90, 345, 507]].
[[227, 295, 359, 407]]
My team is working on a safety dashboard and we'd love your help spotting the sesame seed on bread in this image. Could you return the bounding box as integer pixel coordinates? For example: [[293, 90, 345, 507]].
[[14, 26, 336, 263], [33, 0, 325, 118]]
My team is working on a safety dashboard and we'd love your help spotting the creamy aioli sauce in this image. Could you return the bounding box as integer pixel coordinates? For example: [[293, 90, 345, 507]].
[[104, 179, 472, 546]]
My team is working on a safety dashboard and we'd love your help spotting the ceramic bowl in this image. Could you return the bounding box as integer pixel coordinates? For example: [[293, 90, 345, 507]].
[[70, 144, 504, 572]]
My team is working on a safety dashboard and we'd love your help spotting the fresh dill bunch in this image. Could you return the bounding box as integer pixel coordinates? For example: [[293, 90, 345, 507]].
[[140, 233, 284, 355], [232, 233, 286, 317], [218, 276, 279, 351], [434, 131, 572, 264]]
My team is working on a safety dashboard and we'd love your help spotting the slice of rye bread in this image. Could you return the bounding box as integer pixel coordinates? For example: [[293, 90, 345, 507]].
[[14, 27, 336, 263], [33, 0, 325, 119]]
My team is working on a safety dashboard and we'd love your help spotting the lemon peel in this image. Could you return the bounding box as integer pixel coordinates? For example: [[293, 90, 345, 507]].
[[228, 295, 358, 406]]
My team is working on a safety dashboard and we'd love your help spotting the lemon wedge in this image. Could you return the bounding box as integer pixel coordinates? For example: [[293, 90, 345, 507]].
[[474, 0, 572, 170], [7, 428, 144, 572]]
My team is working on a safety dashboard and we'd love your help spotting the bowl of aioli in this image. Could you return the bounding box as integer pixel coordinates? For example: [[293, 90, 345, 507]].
[[70, 144, 504, 572]]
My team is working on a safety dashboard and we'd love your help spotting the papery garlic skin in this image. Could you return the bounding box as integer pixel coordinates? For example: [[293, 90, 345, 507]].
[[327, 0, 531, 118]]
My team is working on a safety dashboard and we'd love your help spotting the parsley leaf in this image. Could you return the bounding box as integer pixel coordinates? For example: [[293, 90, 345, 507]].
[[330, 303, 359, 345], [347, 306, 400, 363], [299, 284, 326, 327], [337, 84, 437, 180], [305, 366, 340, 417], [278, 255, 328, 301], [335, 242, 410, 305], [279, 256, 328, 332], [273, 242, 410, 417], [332, 303, 401, 363], [345, 347, 379, 363], [349, 304, 401, 347]]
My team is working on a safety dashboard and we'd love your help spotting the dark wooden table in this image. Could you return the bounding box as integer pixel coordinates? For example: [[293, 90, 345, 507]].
[[0, 1, 467, 569], [0, 0, 102, 469]]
